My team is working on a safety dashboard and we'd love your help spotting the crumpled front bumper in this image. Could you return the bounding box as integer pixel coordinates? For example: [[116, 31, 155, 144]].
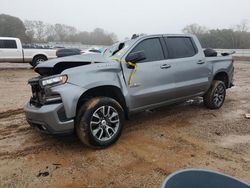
[[24, 102, 74, 134]]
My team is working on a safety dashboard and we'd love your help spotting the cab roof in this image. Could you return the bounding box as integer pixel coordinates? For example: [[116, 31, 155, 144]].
[[0, 37, 19, 40]]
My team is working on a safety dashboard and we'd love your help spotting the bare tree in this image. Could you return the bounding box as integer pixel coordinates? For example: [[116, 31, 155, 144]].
[[45, 24, 56, 42], [182, 21, 250, 49], [54, 24, 69, 42], [24, 20, 46, 42], [24, 18, 117, 44], [34, 21, 46, 42], [235, 19, 249, 32], [24, 20, 35, 42], [182, 24, 208, 35]]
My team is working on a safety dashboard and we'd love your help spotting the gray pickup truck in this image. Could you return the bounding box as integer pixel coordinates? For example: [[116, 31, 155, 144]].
[[24, 34, 234, 148]]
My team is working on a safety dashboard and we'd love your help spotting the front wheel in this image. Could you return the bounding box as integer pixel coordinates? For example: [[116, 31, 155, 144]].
[[75, 97, 124, 148], [203, 80, 226, 109]]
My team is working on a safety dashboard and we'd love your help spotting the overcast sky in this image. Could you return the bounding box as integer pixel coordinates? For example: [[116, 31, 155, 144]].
[[1, 0, 250, 40]]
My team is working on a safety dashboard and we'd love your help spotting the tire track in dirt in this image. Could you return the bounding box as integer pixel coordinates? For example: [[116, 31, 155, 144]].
[[0, 111, 48, 160], [0, 108, 23, 119], [0, 143, 56, 160], [0, 119, 30, 137]]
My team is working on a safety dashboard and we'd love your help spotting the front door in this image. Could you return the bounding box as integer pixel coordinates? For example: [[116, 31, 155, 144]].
[[121, 37, 176, 110]]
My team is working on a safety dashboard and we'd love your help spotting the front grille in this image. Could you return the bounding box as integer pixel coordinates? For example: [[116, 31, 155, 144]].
[[28, 77, 45, 107], [28, 77, 62, 107]]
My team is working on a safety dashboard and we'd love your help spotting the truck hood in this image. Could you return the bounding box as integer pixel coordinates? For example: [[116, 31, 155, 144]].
[[35, 53, 109, 76]]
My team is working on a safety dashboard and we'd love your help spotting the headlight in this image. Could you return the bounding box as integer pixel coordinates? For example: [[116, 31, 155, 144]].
[[41, 75, 68, 87]]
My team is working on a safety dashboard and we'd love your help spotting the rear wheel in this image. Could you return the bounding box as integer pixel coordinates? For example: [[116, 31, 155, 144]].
[[75, 97, 124, 148], [203, 80, 226, 109], [31, 55, 47, 67]]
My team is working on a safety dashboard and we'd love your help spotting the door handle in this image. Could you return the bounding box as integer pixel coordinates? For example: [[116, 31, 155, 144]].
[[197, 60, 205, 64], [160, 64, 171, 69]]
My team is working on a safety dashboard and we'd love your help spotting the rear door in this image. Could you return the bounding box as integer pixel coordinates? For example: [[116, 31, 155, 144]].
[[163, 36, 211, 99], [0, 39, 23, 62], [121, 37, 176, 110]]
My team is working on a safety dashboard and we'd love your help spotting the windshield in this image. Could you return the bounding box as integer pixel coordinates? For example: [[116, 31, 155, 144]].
[[103, 40, 133, 58]]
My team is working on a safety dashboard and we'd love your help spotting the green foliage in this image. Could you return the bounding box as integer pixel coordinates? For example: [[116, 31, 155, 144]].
[[0, 14, 28, 42]]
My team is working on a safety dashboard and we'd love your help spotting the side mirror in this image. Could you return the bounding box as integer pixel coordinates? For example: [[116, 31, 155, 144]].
[[126, 51, 146, 64]]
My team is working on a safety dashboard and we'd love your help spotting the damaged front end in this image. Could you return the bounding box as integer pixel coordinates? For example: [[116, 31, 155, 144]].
[[24, 53, 121, 134], [34, 61, 92, 76], [28, 75, 67, 107], [34, 53, 108, 76], [29, 54, 109, 106], [25, 54, 109, 134]]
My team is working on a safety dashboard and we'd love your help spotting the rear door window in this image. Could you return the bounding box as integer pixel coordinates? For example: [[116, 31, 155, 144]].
[[164, 37, 197, 59], [129, 38, 164, 63], [0, 40, 17, 49], [0, 40, 4, 48]]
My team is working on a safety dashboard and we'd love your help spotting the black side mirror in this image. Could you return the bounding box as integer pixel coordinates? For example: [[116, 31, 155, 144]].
[[126, 51, 146, 64]]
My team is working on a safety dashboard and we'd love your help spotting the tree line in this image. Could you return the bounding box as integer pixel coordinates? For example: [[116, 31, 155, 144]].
[[182, 21, 250, 49], [1, 13, 250, 48], [0, 14, 117, 45]]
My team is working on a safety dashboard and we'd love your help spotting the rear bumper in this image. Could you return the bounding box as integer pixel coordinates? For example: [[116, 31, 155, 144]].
[[24, 102, 74, 134]]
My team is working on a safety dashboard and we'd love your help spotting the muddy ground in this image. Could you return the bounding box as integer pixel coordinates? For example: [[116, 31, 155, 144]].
[[0, 62, 249, 188]]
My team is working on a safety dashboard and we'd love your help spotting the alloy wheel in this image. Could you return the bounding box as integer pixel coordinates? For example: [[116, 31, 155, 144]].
[[90, 106, 120, 141], [213, 84, 225, 107]]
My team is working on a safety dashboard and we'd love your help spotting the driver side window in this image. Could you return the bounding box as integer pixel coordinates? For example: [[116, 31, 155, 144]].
[[129, 38, 164, 63]]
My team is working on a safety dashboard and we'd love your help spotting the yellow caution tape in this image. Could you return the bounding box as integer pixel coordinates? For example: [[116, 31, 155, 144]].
[[112, 58, 137, 87], [127, 62, 138, 86]]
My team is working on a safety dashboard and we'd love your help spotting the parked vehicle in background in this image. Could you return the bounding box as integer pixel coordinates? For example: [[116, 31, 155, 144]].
[[82, 47, 102, 54], [56, 47, 102, 58], [56, 48, 82, 58], [22, 43, 53, 49], [0, 37, 57, 67], [24, 34, 234, 148]]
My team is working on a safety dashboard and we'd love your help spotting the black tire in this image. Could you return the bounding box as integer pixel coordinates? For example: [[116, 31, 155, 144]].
[[75, 97, 124, 148], [203, 80, 226, 109], [31, 55, 47, 67]]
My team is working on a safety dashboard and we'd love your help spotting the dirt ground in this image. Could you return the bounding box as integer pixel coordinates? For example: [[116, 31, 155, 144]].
[[0, 62, 249, 188]]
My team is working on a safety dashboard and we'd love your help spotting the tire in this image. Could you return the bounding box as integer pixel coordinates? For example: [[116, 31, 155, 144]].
[[31, 55, 47, 67], [203, 80, 226, 109], [75, 97, 124, 148]]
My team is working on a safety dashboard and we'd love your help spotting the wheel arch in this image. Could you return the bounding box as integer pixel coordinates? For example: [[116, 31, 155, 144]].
[[76, 85, 129, 119], [30, 54, 48, 67], [32, 54, 48, 62], [213, 71, 229, 88]]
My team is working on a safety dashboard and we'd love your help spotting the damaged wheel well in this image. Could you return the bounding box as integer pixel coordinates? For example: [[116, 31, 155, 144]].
[[76, 86, 129, 119]]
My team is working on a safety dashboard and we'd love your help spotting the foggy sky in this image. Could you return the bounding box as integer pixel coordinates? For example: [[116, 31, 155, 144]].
[[1, 0, 250, 40]]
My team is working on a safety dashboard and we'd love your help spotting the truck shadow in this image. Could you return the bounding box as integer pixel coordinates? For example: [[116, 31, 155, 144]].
[[128, 98, 204, 125], [51, 97, 205, 150]]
